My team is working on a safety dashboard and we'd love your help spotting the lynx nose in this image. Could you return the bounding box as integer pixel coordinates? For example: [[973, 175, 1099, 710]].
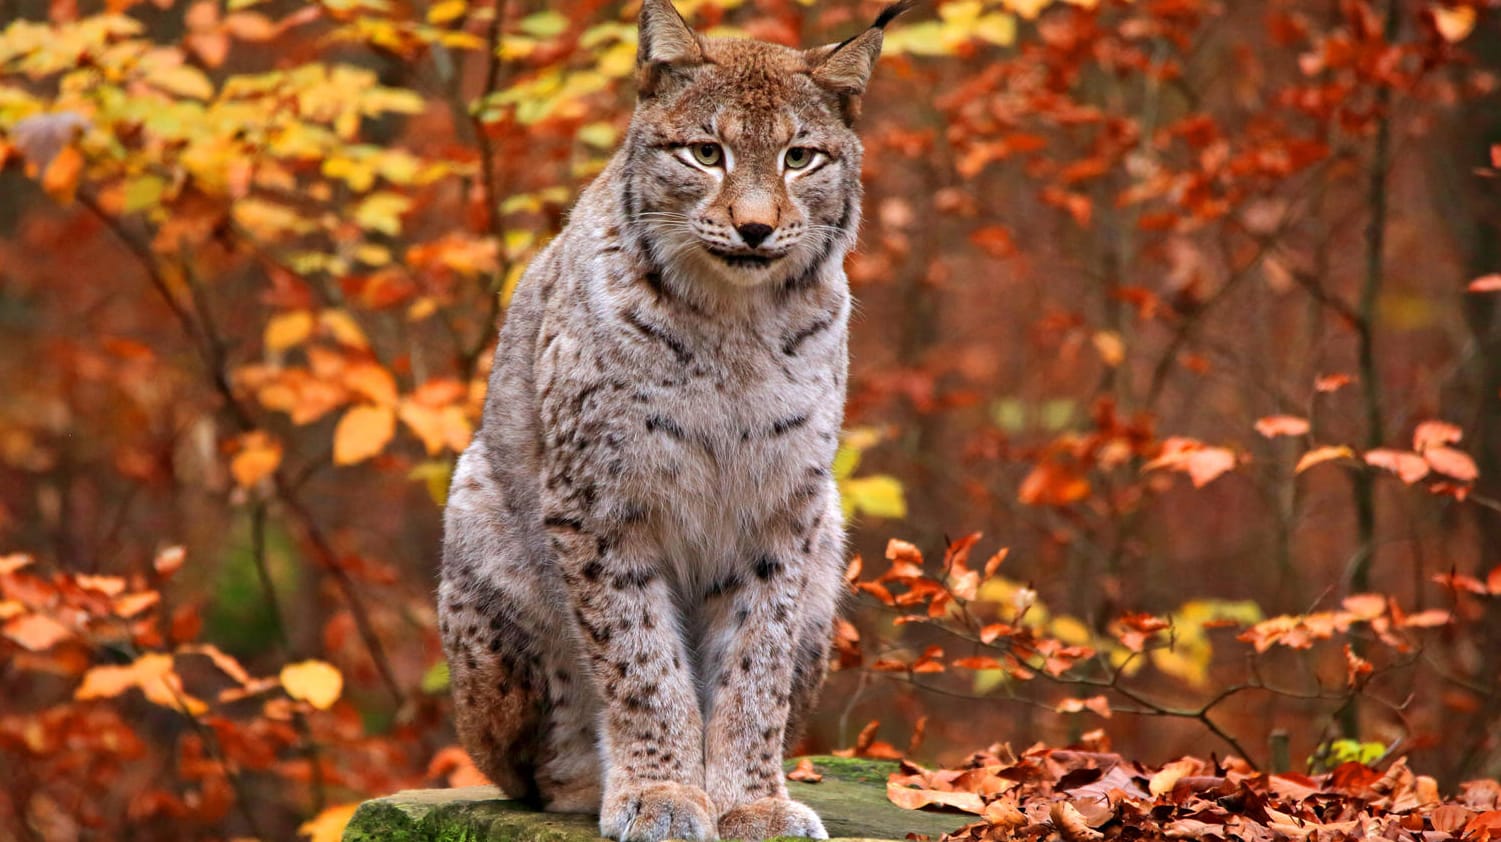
[[736, 222, 773, 248]]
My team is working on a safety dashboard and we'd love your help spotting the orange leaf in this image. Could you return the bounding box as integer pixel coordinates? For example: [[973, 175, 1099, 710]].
[[333, 404, 396, 465], [0, 554, 33, 575], [112, 591, 160, 618], [231, 431, 283, 488], [1364, 449, 1430, 484], [1424, 446, 1478, 482], [299, 803, 361, 842], [1255, 415, 1310, 438], [1432, 4, 1476, 42], [264, 311, 314, 352], [1056, 695, 1112, 718], [427, 745, 493, 787], [281, 659, 343, 709], [344, 362, 397, 406], [1468, 274, 1501, 292], [1018, 461, 1091, 505], [4, 613, 72, 651], [76, 652, 207, 714], [41, 145, 84, 204], [1315, 373, 1352, 393], [1295, 445, 1354, 474]]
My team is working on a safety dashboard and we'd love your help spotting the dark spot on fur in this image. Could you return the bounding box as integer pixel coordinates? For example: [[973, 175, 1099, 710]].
[[754, 555, 784, 580], [645, 414, 687, 440], [622, 308, 692, 365], [770, 414, 811, 436], [581, 560, 604, 581], [782, 313, 836, 356]]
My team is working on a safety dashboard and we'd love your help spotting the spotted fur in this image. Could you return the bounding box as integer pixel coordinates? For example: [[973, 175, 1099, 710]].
[[438, 2, 906, 839]]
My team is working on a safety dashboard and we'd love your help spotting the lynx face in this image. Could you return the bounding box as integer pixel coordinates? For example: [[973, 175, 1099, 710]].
[[620, 3, 903, 288]]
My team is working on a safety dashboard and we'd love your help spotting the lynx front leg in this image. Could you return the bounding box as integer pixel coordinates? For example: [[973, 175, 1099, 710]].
[[704, 493, 843, 840], [543, 502, 717, 842]]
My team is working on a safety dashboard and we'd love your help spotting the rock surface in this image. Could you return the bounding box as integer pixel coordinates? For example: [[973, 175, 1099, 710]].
[[343, 756, 967, 841]]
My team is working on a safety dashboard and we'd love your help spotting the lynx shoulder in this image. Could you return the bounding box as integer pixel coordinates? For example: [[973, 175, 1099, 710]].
[[438, 3, 909, 840]]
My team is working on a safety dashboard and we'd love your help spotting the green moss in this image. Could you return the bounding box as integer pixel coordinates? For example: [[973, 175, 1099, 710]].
[[343, 758, 968, 842]]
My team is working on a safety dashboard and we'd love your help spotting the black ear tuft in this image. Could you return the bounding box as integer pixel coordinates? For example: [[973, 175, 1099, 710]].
[[872, 0, 918, 32]]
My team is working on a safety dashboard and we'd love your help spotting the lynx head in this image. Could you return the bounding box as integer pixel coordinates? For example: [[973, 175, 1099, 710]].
[[620, 0, 912, 289]]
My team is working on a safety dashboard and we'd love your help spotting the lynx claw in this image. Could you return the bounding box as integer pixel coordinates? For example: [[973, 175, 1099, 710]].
[[718, 797, 828, 841], [601, 781, 719, 842]]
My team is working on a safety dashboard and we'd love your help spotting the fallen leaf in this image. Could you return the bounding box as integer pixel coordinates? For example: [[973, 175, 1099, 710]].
[[788, 757, 824, 783]]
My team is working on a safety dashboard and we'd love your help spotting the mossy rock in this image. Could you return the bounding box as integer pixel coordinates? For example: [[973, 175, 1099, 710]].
[[343, 756, 968, 841]]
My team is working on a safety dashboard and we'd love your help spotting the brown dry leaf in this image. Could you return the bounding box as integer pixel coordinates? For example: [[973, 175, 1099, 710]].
[[231, 431, 283, 488], [4, 613, 72, 651], [1150, 757, 1201, 796], [1254, 415, 1310, 438], [1431, 804, 1472, 833], [1295, 445, 1354, 474], [333, 404, 396, 465], [281, 659, 343, 710], [1365, 449, 1430, 484], [1051, 799, 1104, 842], [788, 757, 823, 783], [886, 781, 985, 814]]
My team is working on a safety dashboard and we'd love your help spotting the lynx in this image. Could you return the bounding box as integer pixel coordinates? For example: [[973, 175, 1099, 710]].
[[438, 2, 908, 839]]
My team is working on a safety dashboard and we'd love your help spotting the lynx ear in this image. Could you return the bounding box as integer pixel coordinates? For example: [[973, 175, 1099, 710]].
[[637, 0, 703, 96], [806, 0, 914, 120]]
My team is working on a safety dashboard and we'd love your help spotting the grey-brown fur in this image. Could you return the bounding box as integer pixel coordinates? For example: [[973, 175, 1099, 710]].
[[438, 3, 906, 839]]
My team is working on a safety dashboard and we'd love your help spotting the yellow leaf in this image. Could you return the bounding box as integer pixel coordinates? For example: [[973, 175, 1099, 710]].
[[299, 803, 360, 842], [319, 309, 369, 349], [841, 475, 907, 520], [1092, 330, 1124, 367], [344, 362, 397, 406], [147, 64, 216, 100], [265, 311, 314, 352], [1295, 445, 1355, 474], [427, 0, 466, 24], [333, 405, 396, 465], [281, 659, 343, 710], [353, 192, 411, 236]]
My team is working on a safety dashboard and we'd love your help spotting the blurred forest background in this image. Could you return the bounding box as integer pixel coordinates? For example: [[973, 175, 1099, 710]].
[[3, 0, 1501, 838]]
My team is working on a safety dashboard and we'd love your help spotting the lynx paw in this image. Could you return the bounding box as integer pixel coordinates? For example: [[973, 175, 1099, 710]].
[[718, 797, 828, 841], [601, 781, 719, 842]]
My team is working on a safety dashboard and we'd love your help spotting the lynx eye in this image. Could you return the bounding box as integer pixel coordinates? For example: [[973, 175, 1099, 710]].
[[690, 143, 723, 167], [784, 147, 816, 170]]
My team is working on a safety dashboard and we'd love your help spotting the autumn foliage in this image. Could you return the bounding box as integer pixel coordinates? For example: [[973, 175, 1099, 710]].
[[3, 0, 1501, 838]]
